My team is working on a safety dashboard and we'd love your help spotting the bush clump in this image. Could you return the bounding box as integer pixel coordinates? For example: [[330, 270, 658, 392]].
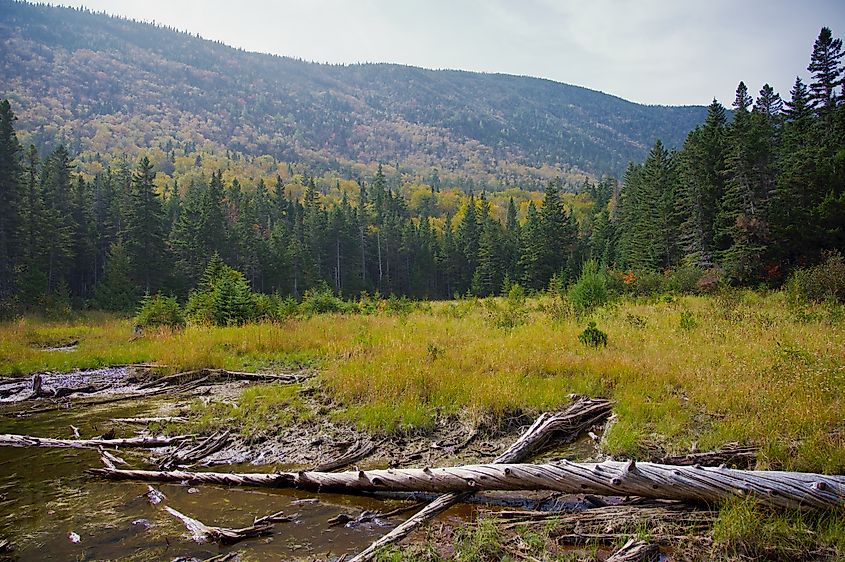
[[185, 254, 258, 326], [300, 283, 352, 315], [786, 251, 845, 305], [135, 294, 184, 328], [578, 321, 608, 348], [568, 260, 610, 315]]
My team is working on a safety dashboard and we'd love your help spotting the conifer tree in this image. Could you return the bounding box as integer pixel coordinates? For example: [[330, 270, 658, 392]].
[[41, 145, 77, 294], [124, 156, 165, 292], [0, 100, 22, 307], [808, 27, 844, 119], [519, 202, 543, 289], [718, 83, 769, 281], [94, 240, 138, 312]]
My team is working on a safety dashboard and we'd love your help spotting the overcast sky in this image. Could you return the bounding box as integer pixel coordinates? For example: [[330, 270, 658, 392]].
[[50, 0, 845, 106]]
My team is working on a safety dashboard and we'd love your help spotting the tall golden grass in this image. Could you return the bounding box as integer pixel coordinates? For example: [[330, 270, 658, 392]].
[[2, 290, 843, 472]]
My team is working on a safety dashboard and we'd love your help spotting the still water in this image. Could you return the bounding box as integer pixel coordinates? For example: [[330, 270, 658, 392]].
[[0, 399, 412, 561]]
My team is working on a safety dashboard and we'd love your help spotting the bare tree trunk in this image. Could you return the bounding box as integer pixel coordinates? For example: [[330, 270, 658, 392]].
[[0, 433, 188, 449], [91, 460, 845, 511], [346, 398, 612, 561]]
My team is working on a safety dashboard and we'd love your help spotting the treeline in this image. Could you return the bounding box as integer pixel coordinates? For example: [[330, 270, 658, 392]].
[[604, 27, 845, 281], [0, 97, 591, 314], [0, 27, 843, 317]]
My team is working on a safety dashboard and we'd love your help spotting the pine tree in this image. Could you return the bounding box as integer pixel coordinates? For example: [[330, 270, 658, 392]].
[[456, 194, 479, 293], [538, 181, 574, 284], [519, 202, 543, 289], [94, 241, 138, 312], [807, 27, 844, 119], [18, 145, 48, 303], [41, 145, 77, 294], [718, 83, 771, 281], [169, 178, 206, 293], [472, 219, 503, 296], [124, 156, 165, 292], [0, 100, 22, 307]]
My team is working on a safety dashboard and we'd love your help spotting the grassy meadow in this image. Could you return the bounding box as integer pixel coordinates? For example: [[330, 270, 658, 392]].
[[2, 289, 843, 474]]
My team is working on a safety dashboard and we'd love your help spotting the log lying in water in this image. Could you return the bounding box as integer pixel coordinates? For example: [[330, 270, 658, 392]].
[[347, 397, 613, 562], [90, 459, 845, 510], [0, 433, 189, 449]]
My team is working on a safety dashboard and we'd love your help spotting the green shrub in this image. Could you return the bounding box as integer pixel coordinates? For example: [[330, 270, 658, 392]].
[[185, 254, 257, 326], [679, 309, 698, 331], [786, 251, 845, 306], [579, 321, 608, 348], [568, 260, 610, 315], [629, 270, 665, 296], [300, 283, 350, 315], [664, 266, 703, 294], [135, 294, 184, 328], [276, 296, 300, 319]]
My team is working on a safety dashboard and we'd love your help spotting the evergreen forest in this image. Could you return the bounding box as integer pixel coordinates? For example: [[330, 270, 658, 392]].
[[0, 27, 843, 319]]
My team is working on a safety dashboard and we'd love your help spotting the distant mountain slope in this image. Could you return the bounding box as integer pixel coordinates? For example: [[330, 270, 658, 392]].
[[0, 0, 707, 186]]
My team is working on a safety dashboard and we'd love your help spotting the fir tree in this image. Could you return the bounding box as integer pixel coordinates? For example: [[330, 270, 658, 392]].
[[0, 100, 22, 307], [124, 156, 165, 292]]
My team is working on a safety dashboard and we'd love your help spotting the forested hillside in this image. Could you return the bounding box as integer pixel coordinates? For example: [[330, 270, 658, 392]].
[[0, 0, 707, 188], [0, 8, 842, 319]]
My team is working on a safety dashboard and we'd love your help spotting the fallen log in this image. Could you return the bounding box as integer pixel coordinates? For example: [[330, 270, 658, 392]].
[[90, 459, 845, 511], [347, 397, 613, 562], [0, 433, 189, 449], [163, 504, 273, 544]]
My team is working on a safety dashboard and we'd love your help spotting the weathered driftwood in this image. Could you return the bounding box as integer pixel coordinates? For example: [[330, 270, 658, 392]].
[[0, 433, 189, 449], [138, 369, 308, 390], [160, 430, 231, 469], [29, 374, 106, 399], [147, 485, 288, 545], [495, 501, 715, 530], [313, 439, 377, 472], [163, 504, 274, 544], [606, 539, 660, 562], [346, 397, 613, 562], [91, 459, 845, 511]]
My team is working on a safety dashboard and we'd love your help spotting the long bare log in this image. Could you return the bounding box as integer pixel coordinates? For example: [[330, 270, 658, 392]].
[[347, 397, 613, 562], [91, 459, 845, 510], [0, 433, 189, 449]]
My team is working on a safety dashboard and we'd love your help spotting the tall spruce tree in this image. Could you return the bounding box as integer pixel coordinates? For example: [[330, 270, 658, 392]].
[[124, 156, 165, 292], [0, 100, 22, 307], [808, 27, 844, 120]]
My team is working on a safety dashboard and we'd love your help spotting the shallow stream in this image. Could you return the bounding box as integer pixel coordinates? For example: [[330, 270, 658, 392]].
[[0, 396, 418, 561]]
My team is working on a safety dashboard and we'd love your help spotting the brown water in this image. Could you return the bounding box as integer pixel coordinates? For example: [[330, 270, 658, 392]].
[[0, 399, 413, 561]]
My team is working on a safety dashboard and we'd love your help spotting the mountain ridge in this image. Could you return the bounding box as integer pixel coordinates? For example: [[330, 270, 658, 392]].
[[0, 0, 708, 187]]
